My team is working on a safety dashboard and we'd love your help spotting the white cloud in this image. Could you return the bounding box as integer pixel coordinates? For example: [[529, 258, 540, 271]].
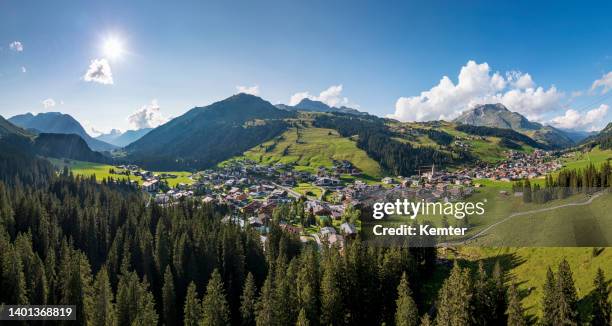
[[9, 41, 23, 52], [591, 71, 612, 94], [82, 120, 103, 137], [127, 99, 169, 129], [21, 66, 27, 73], [289, 84, 351, 107], [390, 60, 563, 122], [550, 104, 609, 130], [236, 85, 260, 96], [83, 58, 113, 85], [42, 98, 56, 109]]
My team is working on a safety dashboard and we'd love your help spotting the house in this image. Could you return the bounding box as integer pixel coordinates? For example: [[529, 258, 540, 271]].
[[340, 222, 357, 238], [142, 179, 159, 192], [320, 226, 337, 237], [382, 177, 395, 184]]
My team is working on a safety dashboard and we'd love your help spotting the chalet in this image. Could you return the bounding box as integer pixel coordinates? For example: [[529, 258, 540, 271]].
[[142, 179, 159, 192], [340, 222, 357, 238]]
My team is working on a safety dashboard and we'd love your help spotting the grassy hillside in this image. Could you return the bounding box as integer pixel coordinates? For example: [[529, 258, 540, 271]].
[[390, 121, 535, 164], [445, 247, 612, 319], [48, 158, 193, 187], [560, 147, 612, 171], [230, 126, 383, 178]]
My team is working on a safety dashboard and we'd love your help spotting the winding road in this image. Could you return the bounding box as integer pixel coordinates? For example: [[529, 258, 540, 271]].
[[437, 191, 606, 247]]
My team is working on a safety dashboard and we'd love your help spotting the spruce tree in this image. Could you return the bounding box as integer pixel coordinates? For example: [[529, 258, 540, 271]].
[[201, 269, 231, 326], [296, 308, 310, 326], [419, 314, 432, 326], [395, 272, 418, 326], [473, 261, 494, 325], [434, 263, 472, 326], [162, 265, 177, 326], [591, 268, 611, 326], [296, 248, 319, 324], [556, 259, 578, 325], [92, 267, 116, 326], [184, 281, 202, 326], [541, 267, 558, 326], [320, 249, 344, 326], [255, 275, 274, 326], [240, 272, 257, 326], [506, 283, 526, 326]]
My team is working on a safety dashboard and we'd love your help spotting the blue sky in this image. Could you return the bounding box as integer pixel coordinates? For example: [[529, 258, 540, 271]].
[[1, 0, 612, 133]]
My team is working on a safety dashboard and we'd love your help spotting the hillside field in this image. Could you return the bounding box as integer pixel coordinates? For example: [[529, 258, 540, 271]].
[[48, 158, 194, 187], [227, 127, 383, 178]]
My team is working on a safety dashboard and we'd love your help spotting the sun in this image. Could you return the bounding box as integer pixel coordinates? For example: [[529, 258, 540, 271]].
[[103, 37, 124, 59]]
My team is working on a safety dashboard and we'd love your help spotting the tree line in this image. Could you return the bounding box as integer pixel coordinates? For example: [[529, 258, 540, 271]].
[[314, 114, 457, 176], [513, 162, 611, 204]]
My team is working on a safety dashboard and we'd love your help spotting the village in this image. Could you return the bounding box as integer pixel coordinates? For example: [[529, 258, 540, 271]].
[[113, 148, 564, 249]]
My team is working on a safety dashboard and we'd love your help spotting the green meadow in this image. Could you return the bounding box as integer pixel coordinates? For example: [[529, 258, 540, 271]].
[[48, 158, 194, 188], [230, 127, 383, 178]]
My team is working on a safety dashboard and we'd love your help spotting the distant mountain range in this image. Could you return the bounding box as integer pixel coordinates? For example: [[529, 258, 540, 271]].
[[453, 103, 575, 149], [0, 115, 109, 163], [96, 128, 152, 147], [580, 122, 612, 150], [276, 98, 368, 116], [9, 112, 117, 152], [125, 93, 295, 170]]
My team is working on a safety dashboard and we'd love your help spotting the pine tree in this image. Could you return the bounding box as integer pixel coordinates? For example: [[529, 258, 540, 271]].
[[296, 308, 310, 326], [506, 283, 526, 326], [255, 275, 274, 326], [419, 314, 432, 326], [184, 281, 202, 326], [1, 244, 29, 305], [434, 263, 472, 326], [201, 269, 231, 326], [473, 261, 494, 325], [92, 267, 116, 326], [556, 259, 578, 325], [395, 272, 418, 326], [240, 272, 257, 326], [296, 248, 319, 324], [590, 268, 610, 326], [541, 267, 558, 326], [320, 249, 344, 326], [162, 265, 177, 326]]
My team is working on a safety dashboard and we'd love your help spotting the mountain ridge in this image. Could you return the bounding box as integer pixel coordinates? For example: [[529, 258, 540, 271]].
[[453, 103, 574, 149], [124, 93, 295, 170], [9, 112, 117, 152], [277, 98, 368, 116], [96, 128, 153, 147]]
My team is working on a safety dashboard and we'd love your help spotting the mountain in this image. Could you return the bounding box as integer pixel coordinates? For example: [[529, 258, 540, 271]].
[[558, 129, 596, 143], [453, 103, 574, 148], [580, 122, 612, 150], [95, 129, 123, 143], [277, 98, 368, 115], [96, 128, 152, 147], [9, 112, 117, 152], [125, 93, 295, 170], [0, 115, 31, 138], [0, 115, 109, 163], [33, 133, 110, 163]]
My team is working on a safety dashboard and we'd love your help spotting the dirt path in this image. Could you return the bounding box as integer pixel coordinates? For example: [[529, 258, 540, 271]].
[[437, 191, 606, 247]]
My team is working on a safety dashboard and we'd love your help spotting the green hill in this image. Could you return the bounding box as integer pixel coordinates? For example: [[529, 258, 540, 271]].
[[125, 93, 295, 170], [229, 126, 382, 178]]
